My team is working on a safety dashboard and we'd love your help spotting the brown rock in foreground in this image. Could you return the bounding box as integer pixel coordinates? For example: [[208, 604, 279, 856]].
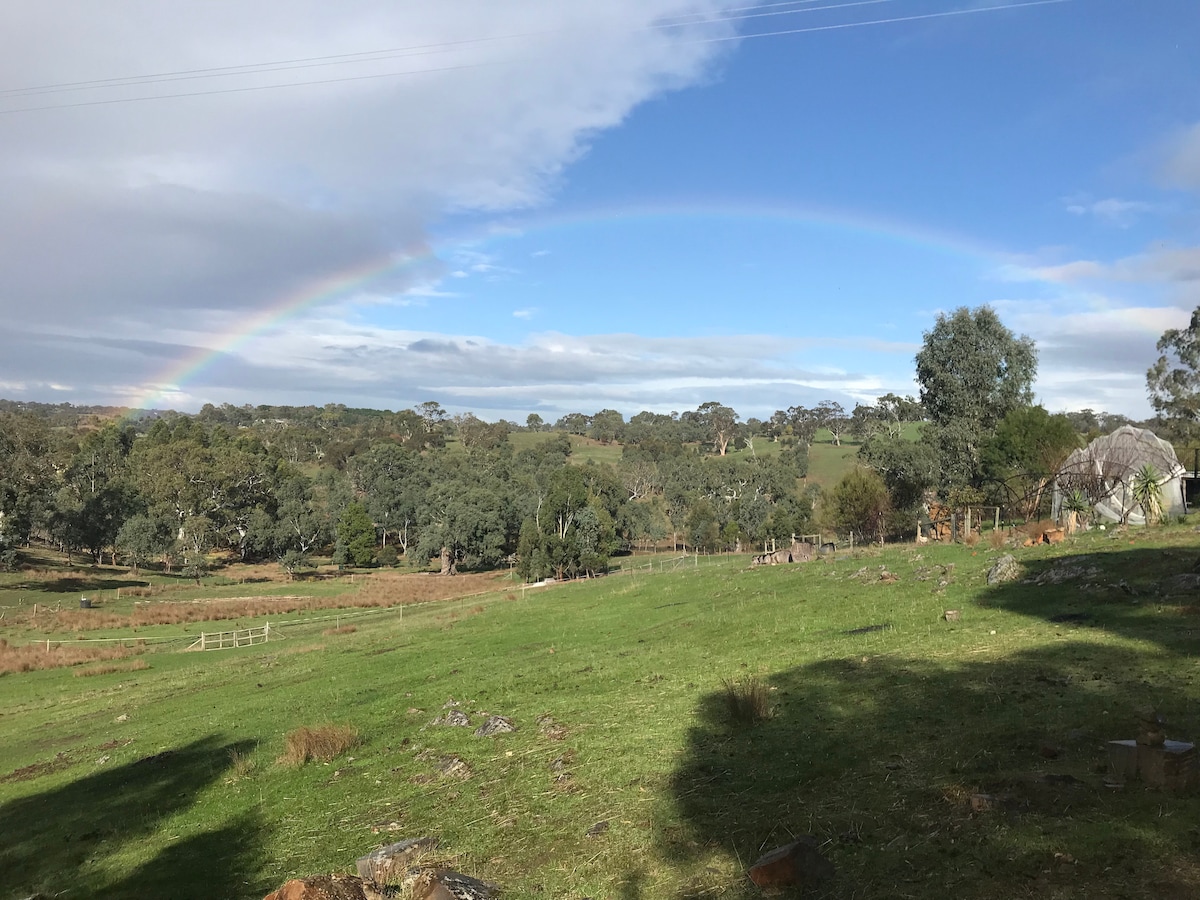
[[264, 874, 368, 900], [408, 869, 499, 900], [748, 837, 835, 890], [356, 837, 440, 885]]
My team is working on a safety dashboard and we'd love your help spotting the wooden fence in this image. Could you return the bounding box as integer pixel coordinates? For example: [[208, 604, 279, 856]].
[[186, 621, 283, 652]]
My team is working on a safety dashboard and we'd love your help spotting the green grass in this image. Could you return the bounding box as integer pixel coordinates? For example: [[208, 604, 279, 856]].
[[3, 525, 1200, 898]]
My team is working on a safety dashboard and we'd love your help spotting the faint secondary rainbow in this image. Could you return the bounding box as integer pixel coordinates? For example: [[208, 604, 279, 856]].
[[126, 199, 1019, 413]]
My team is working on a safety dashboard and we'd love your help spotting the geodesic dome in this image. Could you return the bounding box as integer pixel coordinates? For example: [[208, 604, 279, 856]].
[[1053, 425, 1187, 525]]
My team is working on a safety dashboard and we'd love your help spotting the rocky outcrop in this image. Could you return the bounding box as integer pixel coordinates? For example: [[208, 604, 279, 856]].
[[986, 554, 1021, 585], [750, 541, 816, 567]]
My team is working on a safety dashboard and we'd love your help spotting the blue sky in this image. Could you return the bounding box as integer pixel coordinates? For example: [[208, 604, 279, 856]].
[[1, 0, 1198, 420]]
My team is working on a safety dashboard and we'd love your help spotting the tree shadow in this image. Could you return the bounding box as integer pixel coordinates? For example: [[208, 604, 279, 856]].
[[979, 543, 1200, 652], [664, 582, 1200, 897], [8, 574, 154, 593], [0, 735, 269, 899]]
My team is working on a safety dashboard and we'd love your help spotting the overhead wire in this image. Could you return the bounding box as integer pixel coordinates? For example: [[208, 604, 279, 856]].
[[0, 0, 1076, 116], [0, 0, 900, 101]]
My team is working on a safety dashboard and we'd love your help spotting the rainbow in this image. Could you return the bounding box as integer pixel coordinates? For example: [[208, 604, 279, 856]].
[[124, 199, 1019, 414]]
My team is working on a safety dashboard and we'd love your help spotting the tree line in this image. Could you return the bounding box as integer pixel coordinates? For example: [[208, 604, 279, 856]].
[[5, 301, 1187, 577]]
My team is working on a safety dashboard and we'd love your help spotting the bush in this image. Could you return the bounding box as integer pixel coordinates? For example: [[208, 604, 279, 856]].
[[826, 468, 891, 543], [376, 545, 399, 567]]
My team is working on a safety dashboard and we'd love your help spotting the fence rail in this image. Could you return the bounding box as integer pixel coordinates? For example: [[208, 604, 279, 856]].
[[186, 621, 283, 651]]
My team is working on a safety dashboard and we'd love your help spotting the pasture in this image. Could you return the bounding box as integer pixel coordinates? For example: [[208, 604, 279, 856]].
[[2, 524, 1199, 899]]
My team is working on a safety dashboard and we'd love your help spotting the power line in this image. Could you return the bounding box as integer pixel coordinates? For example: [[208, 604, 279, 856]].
[[0, 1, 897, 100], [0, 0, 1075, 116]]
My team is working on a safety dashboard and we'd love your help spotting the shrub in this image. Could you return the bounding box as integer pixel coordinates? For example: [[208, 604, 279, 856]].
[[721, 677, 773, 727], [826, 468, 891, 543], [278, 723, 360, 766]]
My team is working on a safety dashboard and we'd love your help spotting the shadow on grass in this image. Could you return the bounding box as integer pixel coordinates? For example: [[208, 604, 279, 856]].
[[979, 544, 1200, 652], [6, 574, 155, 594], [0, 735, 269, 900], [665, 552, 1200, 899]]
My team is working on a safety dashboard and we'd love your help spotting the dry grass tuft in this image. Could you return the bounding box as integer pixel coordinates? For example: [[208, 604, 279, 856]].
[[278, 723, 360, 767], [988, 529, 1007, 550], [0, 638, 145, 676], [322, 625, 357, 636], [720, 676, 773, 727], [963, 531, 980, 547], [73, 659, 150, 678]]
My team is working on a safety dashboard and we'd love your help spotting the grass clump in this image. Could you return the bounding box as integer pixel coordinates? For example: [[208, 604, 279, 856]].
[[228, 747, 257, 780], [72, 658, 150, 678], [721, 676, 773, 726], [277, 723, 359, 767]]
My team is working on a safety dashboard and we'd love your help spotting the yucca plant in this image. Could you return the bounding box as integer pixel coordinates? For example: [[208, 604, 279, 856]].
[[1062, 487, 1090, 530], [1130, 464, 1164, 525]]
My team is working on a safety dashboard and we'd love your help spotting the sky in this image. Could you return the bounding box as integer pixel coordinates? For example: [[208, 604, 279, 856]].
[[1, 0, 1198, 422]]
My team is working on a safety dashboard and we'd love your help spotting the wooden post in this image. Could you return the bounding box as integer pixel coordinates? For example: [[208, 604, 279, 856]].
[[951, 514, 958, 542], [965, 507, 972, 536]]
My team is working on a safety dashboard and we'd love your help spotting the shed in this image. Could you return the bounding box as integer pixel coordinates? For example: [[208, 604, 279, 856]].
[[1052, 425, 1187, 525]]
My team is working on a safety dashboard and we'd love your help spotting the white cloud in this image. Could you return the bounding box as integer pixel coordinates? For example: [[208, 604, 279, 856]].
[[0, 1, 741, 388], [512, 308, 536, 319], [1064, 196, 1157, 227], [1021, 245, 1200, 286], [1162, 122, 1200, 191]]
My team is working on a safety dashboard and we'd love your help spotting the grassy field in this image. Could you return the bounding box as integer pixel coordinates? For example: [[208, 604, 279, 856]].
[[4, 524, 1199, 899]]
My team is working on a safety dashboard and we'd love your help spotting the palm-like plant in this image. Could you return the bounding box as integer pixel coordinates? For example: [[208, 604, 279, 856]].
[[1130, 464, 1164, 525], [1062, 487, 1089, 530]]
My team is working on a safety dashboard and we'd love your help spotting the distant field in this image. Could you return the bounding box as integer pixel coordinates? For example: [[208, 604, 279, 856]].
[[3, 523, 1199, 899]]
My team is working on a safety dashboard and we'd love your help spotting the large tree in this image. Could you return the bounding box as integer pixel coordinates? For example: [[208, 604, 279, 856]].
[[1147, 305, 1200, 440], [915, 306, 1037, 487], [980, 406, 1080, 521]]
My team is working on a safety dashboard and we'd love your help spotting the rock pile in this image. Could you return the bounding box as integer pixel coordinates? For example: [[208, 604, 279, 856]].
[[264, 838, 500, 900]]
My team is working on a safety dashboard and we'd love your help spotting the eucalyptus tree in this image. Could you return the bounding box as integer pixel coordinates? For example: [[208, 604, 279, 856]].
[[1147, 305, 1200, 440], [915, 306, 1037, 487]]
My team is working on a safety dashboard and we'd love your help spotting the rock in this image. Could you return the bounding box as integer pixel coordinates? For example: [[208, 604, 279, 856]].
[[1135, 706, 1168, 747], [942, 609, 961, 622], [1039, 741, 1062, 759], [115, 713, 130, 722], [970, 793, 998, 812], [1160, 573, 1200, 595], [747, 837, 835, 890], [536, 714, 568, 740], [987, 554, 1021, 585], [473, 716, 515, 737], [356, 837, 440, 884], [437, 755, 472, 780], [263, 874, 368, 900], [405, 870, 498, 900], [432, 710, 471, 727]]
